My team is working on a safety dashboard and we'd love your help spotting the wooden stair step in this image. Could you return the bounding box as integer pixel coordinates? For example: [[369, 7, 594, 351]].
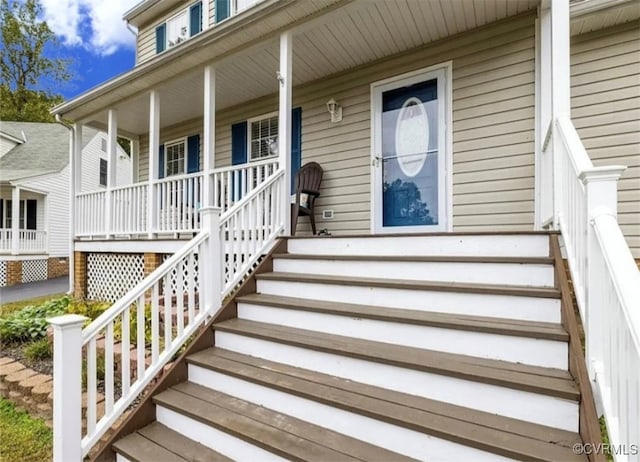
[[187, 347, 587, 462], [256, 272, 562, 298], [236, 293, 569, 341], [113, 422, 231, 462], [153, 383, 417, 462], [275, 253, 555, 264], [213, 319, 579, 400]]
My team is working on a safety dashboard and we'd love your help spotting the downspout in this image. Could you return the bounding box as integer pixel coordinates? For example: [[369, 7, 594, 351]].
[[125, 21, 139, 65], [55, 115, 75, 296]]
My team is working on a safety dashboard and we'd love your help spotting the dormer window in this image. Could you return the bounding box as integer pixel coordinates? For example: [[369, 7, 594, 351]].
[[156, 1, 202, 54]]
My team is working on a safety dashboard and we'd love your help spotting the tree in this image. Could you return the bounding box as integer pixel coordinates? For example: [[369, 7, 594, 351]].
[[0, 0, 71, 122]]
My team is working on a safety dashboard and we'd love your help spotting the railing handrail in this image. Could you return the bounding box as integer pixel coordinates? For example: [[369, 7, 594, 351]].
[[220, 168, 284, 222], [82, 231, 208, 342], [153, 170, 204, 186], [75, 160, 279, 199], [210, 157, 278, 175], [556, 115, 593, 173], [592, 215, 640, 347]]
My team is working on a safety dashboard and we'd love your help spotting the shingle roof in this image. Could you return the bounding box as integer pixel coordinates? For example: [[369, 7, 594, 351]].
[[0, 121, 98, 182]]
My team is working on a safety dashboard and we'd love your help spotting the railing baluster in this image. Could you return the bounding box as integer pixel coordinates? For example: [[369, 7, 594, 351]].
[[151, 284, 159, 363], [176, 260, 184, 336], [164, 274, 172, 351], [137, 295, 145, 381], [121, 307, 131, 396], [86, 338, 97, 437], [105, 321, 114, 415], [188, 253, 195, 324]]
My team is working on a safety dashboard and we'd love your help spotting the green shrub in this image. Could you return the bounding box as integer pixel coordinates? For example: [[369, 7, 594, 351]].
[[24, 339, 52, 362], [66, 299, 110, 322], [82, 354, 106, 388], [0, 297, 70, 343]]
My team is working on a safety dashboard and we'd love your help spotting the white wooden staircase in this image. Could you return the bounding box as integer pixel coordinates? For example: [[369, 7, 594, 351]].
[[102, 232, 599, 462]]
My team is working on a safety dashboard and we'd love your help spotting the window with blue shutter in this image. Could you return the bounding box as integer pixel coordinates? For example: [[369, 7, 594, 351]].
[[155, 24, 166, 53], [190, 2, 202, 36], [215, 0, 230, 23], [232, 108, 303, 194], [231, 122, 247, 200]]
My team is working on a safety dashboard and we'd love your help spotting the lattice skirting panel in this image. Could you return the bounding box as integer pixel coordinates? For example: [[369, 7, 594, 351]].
[[163, 253, 199, 296], [87, 253, 144, 302], [22, 259, 48, 283], [0, 261, 6, 287]]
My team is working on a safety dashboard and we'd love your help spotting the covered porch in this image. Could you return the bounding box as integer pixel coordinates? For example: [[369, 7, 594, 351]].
[[0, 184, 47, 255], [61, 0, 560, 243]]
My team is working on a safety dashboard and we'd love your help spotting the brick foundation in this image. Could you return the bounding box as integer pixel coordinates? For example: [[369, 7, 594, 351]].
[[74, 251, 87, 299], [47, 257, 69, 278], [6, 260, 22, 286], [144, 253, 164, 276]]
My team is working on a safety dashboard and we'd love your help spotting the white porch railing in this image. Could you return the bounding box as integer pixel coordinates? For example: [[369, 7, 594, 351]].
[[75, 160, 278, 238], [111, 183, 148, 235], [555, 115, 640, 461], [50, 168, 286, 460], [155, 172, 202, 233], [76, 190, 107, 237], [0, 229, 47, 253]]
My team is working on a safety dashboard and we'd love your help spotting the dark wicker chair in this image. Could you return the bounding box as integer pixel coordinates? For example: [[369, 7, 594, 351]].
[[291, 162, 323, 236]]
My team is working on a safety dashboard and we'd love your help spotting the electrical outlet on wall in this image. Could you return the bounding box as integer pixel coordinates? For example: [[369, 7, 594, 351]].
[[322, 210, 334, 220]]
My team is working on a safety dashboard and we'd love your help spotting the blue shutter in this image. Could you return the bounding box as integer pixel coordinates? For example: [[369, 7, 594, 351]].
[[215, 0, 229, 22], [291, 107, 302, 193], [190, 2, 202, 36], [231, 122, 248, 165], [231, 121, 247, 201], [155, 24, 166, 53], [158, 144, 165, 179], [187, 134, 200, 173]]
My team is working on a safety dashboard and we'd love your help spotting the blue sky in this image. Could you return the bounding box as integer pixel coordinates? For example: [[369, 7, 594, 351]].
[[38, 0, 136, 100]]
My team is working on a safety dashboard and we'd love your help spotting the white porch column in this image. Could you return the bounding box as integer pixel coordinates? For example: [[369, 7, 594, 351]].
[[203, 65, 216, 208], [550, 0, 571, 227], [148, 91, 160, 238], [581, 166, 626, 382], [48, 314, 87, 462], [278, 31, 293, 235], [69, 124, 82, 293], [11, 185, 20, 255], [105, 109, 118, 238]]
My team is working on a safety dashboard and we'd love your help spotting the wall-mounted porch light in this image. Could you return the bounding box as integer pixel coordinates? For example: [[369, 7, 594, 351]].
[[326, 98, 342, 123]]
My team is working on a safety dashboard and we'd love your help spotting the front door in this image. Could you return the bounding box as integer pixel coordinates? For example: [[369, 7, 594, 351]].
[[372, 67, 449, 233]]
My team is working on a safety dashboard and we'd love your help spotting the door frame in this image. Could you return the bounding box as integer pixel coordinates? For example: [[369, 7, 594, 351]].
[[369, 62, 453, 234]]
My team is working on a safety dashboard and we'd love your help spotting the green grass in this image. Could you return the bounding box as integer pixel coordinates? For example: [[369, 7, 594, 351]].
[[0, 294, 66, 317], [0, 398, 52, 462]]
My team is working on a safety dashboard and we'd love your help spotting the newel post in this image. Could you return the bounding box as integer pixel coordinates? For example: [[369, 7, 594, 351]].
[[580, 165, 626, 381], [47, 314, 88, 462], [200, 207, 222, 316]]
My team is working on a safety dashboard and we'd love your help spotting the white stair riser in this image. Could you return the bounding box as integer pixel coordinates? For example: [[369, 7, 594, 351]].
[[188, 366, 516, 462], [156, 406, 287, 462], [256, 280, 561, 323], [214, 331, 579, 432], [287, 235, 550, 257], [273, 258, 555, 287], [115, 455, 131, 462], [237, 304, 568, 369]]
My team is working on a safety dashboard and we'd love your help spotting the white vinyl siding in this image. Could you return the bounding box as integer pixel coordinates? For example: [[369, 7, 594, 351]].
[[17, 169, 69, 257], [80, 133, 132, 192], [137, 13, 536, 235], [571, 20, 640, 258]]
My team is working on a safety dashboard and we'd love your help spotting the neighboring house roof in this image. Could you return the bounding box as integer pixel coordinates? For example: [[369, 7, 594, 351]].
[[0, 121, 98, 182]]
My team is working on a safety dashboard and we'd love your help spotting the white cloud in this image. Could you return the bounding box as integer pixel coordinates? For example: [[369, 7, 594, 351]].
[[40, 0, 135, 56]]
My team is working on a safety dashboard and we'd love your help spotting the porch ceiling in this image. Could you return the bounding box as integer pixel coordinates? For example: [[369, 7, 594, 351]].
[[84, 0, 543, 136]]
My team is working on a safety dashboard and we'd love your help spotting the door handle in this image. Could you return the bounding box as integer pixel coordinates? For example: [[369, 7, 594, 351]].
[[372, 155, 382, 167]]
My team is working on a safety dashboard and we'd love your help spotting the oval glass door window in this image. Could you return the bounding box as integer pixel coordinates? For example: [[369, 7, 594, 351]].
[[395, 97, 429, 178]]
